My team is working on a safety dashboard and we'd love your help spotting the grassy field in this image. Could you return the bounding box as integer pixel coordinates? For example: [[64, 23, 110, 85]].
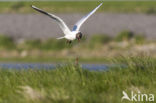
[[0, 56, 155, 103], [1, 1, 156, 14]]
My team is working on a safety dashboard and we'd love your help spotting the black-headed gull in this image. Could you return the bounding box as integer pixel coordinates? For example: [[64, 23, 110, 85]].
[[31, 3, 103, 44]]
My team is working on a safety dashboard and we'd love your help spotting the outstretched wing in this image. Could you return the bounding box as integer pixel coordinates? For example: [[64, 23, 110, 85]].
[[31, 5, 71, 35], [72, 3, 103, 31]]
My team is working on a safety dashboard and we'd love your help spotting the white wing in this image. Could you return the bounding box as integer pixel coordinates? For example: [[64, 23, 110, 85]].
[[72, 3, 103, 31], [31, 5, 71, 35]]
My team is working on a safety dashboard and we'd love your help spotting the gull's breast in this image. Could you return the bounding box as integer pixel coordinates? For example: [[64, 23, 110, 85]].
[[65, 34, 76, 41]]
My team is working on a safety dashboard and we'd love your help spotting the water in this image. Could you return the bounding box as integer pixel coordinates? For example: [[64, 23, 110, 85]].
[[0, 63, 109, 71]]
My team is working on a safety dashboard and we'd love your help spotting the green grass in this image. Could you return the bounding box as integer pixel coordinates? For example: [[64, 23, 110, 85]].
[[0, 35, 16, 49], [0, 56, 155, 103], [1, 1, 156, 14]]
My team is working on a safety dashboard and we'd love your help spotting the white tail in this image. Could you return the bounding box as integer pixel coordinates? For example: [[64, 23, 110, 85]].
[[57, 37, 65, 40]]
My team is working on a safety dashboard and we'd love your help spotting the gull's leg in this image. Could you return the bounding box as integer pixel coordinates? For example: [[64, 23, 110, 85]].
[[66, 40, 72, 44], [66, 40, 69, 44], [69, 41, 72, 44]]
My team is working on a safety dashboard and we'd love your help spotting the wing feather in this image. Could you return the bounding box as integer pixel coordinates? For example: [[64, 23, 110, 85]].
[[31, 5, 71, 35], [72, 3, 103, 31]]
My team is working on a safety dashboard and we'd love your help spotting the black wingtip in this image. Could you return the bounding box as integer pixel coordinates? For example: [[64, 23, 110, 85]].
[[31, 5, 36, 9], [31, 5, 34, 9]]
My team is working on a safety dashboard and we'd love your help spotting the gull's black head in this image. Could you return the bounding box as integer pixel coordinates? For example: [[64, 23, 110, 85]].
[[76, 32, 83, 40]]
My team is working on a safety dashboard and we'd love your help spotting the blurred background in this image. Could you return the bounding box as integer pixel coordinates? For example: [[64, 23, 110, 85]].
[[0, 0, 156, 62]]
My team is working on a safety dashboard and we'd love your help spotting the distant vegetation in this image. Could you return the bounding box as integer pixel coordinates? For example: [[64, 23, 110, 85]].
[[0, 35, 16, 49], [115, 31, 134, 41], [1, 1, 156, 14], [115, 30, 145, 44], [0, 31, 152, 63], [0, 56, 155, 103], [0, 31, 146, 51]]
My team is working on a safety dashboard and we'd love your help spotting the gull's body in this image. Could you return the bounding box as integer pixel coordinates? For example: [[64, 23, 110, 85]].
[[64, 31, 79, 41], [31, 3, 103, 42]]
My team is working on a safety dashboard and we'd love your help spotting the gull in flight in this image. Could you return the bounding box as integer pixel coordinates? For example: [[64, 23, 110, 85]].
[[31, 3, 103, 44]]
